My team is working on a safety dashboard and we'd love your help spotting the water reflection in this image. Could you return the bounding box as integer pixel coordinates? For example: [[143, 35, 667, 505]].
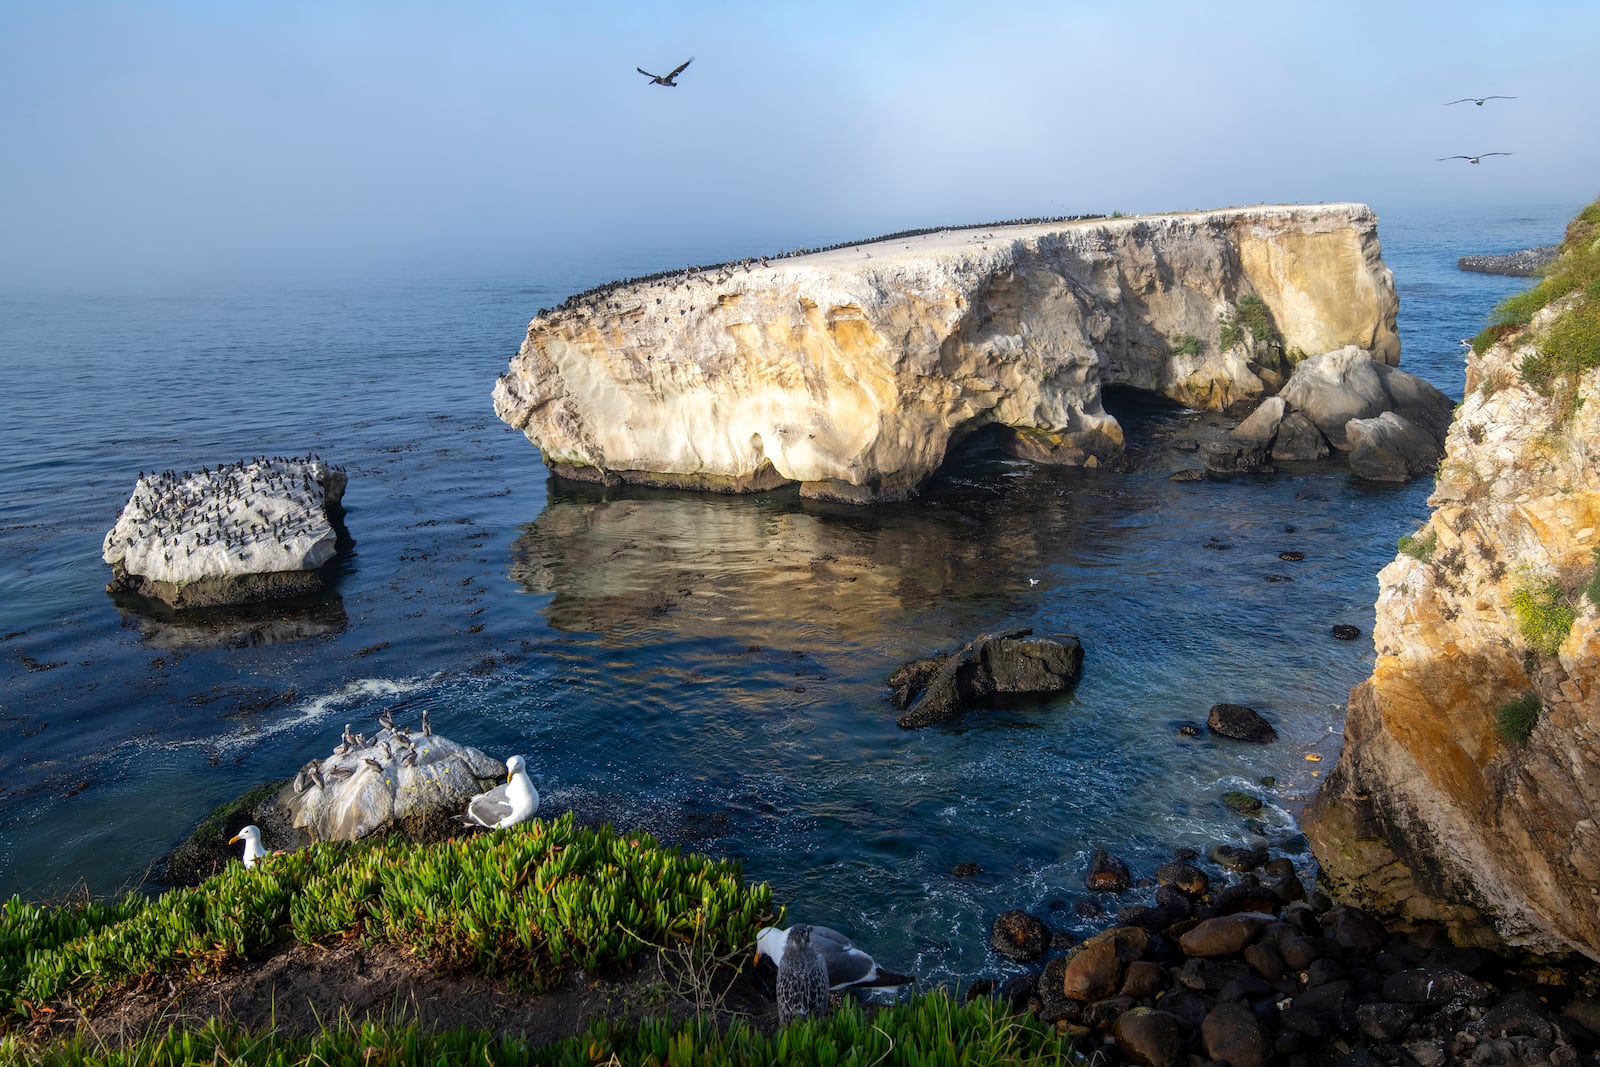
[[112, 594, 349, 650]]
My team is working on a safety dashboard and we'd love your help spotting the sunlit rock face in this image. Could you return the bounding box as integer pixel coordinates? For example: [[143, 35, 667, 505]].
[[102, 456, 347, 608], [1305, 297, 1600, 961], [494, 204, 1398, 503]]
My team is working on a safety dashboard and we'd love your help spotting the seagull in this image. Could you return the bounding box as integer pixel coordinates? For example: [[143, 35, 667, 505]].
[[1444, 96, 1516, 106], [463, 754, 539, 829], [755, 925, 915, 990], [229, 825, 266, 869], [1436, 153, 1514, 164], [775, 925, 831, 1026], [637, 56, 693, 87]]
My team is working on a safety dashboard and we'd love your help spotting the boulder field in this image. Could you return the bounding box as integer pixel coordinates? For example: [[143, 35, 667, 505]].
[[494, 204, 1399, 502]]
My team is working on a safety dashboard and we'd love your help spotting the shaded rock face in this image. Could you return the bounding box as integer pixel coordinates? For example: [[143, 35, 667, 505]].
[[103, 456, 348, 609], [494, 205, 1398, 503], [1305, 296, 1600, 962], [888, 629, 1084, 728], [1211, 346, 1452, 480]]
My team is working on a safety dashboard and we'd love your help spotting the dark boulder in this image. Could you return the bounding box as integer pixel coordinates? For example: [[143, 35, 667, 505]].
[[1113, 1008, 1187, 1067], [1207, 702, 1278, 742], [990, 908, 1051, 961], [1085, 849, 1133, 892], [1202, 1001, 1271, 1067], [890, 628, 1084, 728], [1155, 861, 1209, 897]]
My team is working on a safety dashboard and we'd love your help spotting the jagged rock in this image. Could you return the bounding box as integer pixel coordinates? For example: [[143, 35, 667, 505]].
[[1303, 281, 1600, 959], [1231, 396, 1287, 443], [1155, 861, 1210, 897], [1202, 438, 1272, 475], [495, 205, 1398, 502], [1381, 968, 1493, 1006], [103, 455, 347, 609], [891, 629, 1083, 728], [1207, 702, 1278, 742]]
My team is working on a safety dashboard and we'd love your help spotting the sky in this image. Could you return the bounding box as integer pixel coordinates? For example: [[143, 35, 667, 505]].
[[1, 0, 1596, 292]]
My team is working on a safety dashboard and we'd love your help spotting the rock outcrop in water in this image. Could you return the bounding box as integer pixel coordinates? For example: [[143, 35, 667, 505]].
[[1305, 279, 1600, 958], [103, 456, 347, 609], [494, 204, 1399, 502], [1459, 245, 1560, 277]]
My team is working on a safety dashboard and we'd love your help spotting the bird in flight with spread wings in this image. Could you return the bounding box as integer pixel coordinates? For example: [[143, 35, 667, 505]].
[[638, 57, 693, 86], [1436, 153, 1514, 164], [1444, 96, 1515, 106]]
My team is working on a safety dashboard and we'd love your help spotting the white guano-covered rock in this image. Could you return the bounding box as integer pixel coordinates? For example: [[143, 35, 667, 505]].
[[494, 204, 1399, 502], [103, 455, 347, 608]]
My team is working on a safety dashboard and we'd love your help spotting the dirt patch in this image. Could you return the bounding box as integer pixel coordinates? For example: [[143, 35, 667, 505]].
[[31, 941, 783, 1050]]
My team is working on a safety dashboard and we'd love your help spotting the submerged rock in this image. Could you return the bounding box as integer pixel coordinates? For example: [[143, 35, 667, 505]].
[[103, 455, 347, 609], [1207, 702, 1278, 743]]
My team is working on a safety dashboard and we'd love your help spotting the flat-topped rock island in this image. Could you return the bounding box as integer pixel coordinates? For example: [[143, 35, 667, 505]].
[[494, 204, 1400, 502], [103, 455, 348, 609]]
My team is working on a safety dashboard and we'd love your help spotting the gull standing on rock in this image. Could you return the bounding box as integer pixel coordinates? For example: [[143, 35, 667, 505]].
[[463, 754, 539, 829]]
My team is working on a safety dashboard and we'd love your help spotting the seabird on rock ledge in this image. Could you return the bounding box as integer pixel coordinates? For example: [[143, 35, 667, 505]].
[[463, 754, 539, 829]]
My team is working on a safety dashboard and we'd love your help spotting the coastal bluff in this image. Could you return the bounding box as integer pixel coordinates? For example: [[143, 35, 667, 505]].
[[494, 204, 1398, 502], [1305, 290, 1600, 960]]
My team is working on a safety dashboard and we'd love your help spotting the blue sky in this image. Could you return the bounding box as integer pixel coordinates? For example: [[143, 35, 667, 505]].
[[2, 1, 1596, 291]]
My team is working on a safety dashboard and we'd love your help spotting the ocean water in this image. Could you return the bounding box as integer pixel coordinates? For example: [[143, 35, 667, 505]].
[[0, 203, 1570, 987]]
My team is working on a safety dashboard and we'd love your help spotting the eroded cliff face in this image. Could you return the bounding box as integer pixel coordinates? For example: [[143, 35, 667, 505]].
[[1305, 297, 1600, 960], [494, 204, 1398, 502]]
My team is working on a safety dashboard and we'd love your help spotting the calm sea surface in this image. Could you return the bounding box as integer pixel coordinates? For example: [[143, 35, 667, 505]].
[[0, 203, 1570, 986]]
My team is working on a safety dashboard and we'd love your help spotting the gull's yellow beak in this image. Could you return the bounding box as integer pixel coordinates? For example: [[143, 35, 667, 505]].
[[228, 833, 244, 845]]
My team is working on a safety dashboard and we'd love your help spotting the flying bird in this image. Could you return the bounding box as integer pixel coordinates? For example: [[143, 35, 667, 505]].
[[637, 56, 693, 87], [1436, 153, 1514, 164], [1445, 96, 1516, 106]]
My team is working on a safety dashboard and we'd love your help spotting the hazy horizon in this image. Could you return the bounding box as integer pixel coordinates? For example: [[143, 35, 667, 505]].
[[3, 1, 1596, 294]]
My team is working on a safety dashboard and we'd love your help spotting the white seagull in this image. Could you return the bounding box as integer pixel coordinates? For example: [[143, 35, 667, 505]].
[[1444, 96, 1516, 106], [463, 754, 539, 829], [228, 825, 266, 869], [637, 57, 693, 87], [1436, 153, 1514, 164], [755, 925, 914, 990]]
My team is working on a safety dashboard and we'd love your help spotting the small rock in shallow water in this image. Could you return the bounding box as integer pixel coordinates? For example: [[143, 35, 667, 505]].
[[989, 908, 1051, 961], [1279, 550, 1305, 561], [1207, 703, 1278, 743], [1085, 848, 1133, 892], [1331, 623, 1362, 640]]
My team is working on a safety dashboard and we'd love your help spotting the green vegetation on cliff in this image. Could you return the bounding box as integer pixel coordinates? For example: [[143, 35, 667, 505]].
[[1475, 199, 1600, 406], [2, 815, 771, 1017]]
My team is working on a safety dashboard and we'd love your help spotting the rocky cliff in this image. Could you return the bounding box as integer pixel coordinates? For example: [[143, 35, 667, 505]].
[[494, 205, 1398, 502], [1305, 208, 1600, 960]]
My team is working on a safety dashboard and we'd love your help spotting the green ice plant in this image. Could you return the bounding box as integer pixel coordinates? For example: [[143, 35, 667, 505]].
[[1, 813, 774, 1018], [5, 993, 1086, 1066]]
